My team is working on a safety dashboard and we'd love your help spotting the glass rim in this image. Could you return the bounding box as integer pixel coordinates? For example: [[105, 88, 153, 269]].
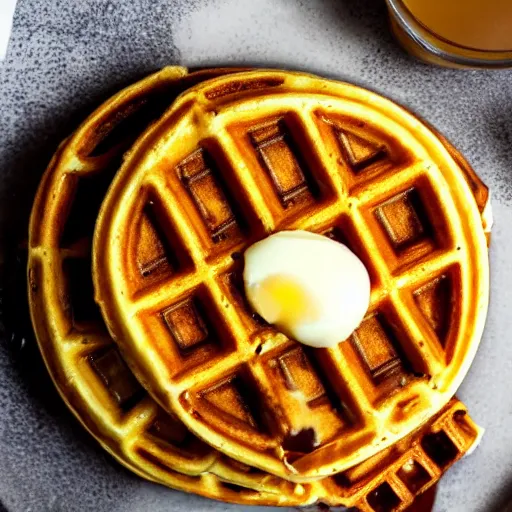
[[386, 0, 512, 68]]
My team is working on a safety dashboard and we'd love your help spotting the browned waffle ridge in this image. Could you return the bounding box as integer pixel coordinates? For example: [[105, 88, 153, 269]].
[[28, 67, 485, 508], [92, 69, 490, 482]]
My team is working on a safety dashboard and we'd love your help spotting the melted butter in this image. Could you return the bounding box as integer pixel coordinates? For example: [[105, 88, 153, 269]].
[[250, 275, 320, 332]]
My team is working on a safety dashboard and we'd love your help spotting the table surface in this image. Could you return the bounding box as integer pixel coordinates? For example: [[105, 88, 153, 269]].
[[1, 1, 511, 511]]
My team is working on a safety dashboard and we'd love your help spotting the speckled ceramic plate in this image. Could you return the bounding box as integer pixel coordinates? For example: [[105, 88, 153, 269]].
[[0, 0, 511, 511]]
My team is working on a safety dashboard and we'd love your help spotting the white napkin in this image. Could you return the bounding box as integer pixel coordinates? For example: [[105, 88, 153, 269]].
[[0, 0, 18, 60]]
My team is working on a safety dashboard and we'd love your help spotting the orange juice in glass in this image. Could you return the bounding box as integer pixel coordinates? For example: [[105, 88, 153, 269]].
[[386, 0, 512, 68]]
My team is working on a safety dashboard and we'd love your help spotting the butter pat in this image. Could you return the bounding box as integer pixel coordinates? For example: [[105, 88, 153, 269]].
[[243, 230, 371, 348]]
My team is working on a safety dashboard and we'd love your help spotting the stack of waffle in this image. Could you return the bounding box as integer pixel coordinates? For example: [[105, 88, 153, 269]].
[[27, 67, 491, 511]]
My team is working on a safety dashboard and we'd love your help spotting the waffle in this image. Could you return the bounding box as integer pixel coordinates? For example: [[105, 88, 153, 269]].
[[92, 69, 490, 482], [28, 67, 486, 508]]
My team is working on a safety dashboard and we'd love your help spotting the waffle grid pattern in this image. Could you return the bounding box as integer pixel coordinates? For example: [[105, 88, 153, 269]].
[[94, 71, 488, 480], [28, 68, 487, 507]]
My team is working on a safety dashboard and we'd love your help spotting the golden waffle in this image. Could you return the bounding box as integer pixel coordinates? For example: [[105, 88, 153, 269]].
[[92, 69, 490, 482], [28, 67, 485, 509]]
